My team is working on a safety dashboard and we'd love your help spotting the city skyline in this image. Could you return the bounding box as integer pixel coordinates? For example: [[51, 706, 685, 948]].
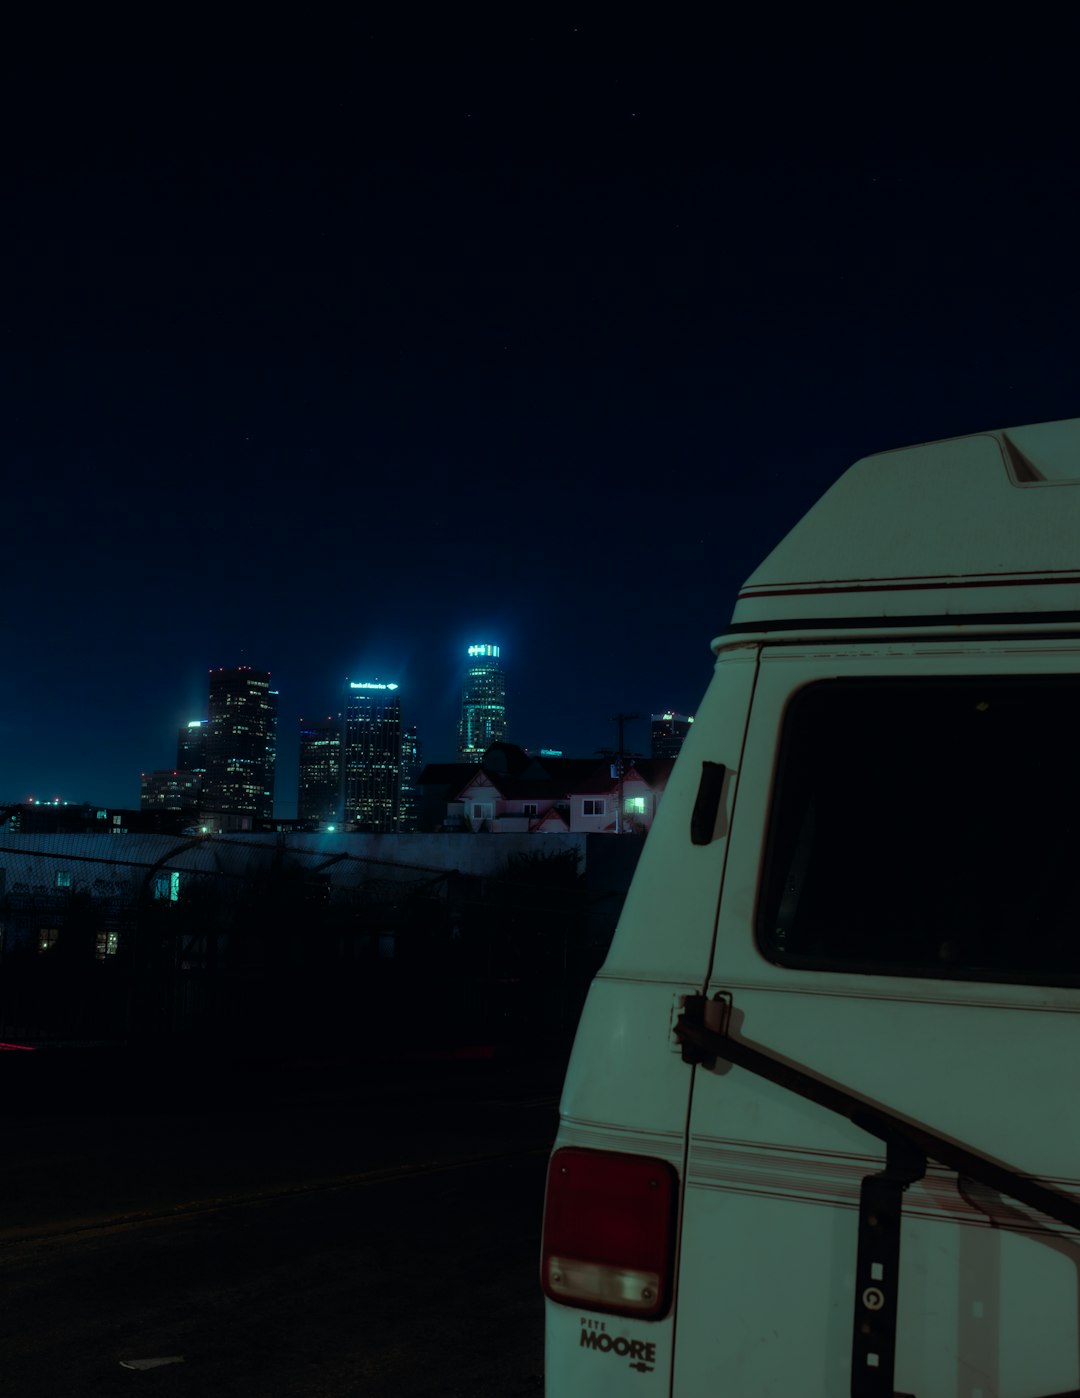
[[10, 636, 701, 816], [6, 27, 1080, 819], [127, 643, 690, 829]]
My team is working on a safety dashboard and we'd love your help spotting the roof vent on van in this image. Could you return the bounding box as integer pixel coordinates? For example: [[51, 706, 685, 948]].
[[729, 417, 1080, 637], [1001, 420, 1080, 484]]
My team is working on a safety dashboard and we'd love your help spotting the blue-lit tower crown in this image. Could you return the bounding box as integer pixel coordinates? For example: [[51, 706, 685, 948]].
[[458, 643, 507, 761]]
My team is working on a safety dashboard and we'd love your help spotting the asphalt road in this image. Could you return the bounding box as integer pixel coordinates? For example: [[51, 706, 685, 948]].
[[1, 1054, 562, 1398]]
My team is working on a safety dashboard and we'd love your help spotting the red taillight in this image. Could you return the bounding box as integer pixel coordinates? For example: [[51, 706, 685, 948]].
[[540, 1147, 677, 1320]]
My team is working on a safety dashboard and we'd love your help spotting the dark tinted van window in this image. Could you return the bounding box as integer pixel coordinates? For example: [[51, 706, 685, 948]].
[[758, 677, 1080, 985]]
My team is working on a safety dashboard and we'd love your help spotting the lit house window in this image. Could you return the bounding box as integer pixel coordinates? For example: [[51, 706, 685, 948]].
[[624, 796, 646, 815], [96, 930, 119, 959], [39, 928, 59, 953], [153, 871, 181, 901], [56, 871, 72, 889], [582, 799, 606, 817]]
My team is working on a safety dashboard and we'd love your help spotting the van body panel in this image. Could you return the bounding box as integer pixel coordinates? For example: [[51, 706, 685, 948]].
[[599, 646, 759, 983], [544, 421, 1080, 1396], [733, 424, 1080, 634], [674, 639, 1080, 1396], [673, 1190, 1080, 1397], [557, 977, 699, 1147], [545, 976, 698, 1396], [545, 1305, 676, 1395], [677, 988, 1080, 1396], [543, 650, 761, 1394]]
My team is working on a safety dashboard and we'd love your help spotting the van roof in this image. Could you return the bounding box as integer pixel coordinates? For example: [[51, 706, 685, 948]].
[[723, 418, 1080, 645]]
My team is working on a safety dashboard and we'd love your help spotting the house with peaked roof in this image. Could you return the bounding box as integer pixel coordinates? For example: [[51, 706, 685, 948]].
[[418, 743, 674, 835]]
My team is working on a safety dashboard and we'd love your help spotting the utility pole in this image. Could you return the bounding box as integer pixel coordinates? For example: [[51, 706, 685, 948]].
[[600, 713, 641, 833]]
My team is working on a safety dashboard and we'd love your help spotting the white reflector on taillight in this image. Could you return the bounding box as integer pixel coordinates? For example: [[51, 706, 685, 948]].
[[546, 1256, 662, 1311], [540, 1147, 677, 1320]]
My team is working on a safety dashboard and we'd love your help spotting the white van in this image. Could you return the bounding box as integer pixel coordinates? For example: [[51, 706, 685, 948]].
[[540, 419, 1080, 1398]]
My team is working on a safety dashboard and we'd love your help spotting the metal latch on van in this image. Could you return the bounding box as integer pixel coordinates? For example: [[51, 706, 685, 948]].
[[676, 995, 1080, 1398]]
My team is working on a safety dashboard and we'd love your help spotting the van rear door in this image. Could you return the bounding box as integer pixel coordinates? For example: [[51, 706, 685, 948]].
[[673, 640, 1080, 1398], [542, 646, 760, 1396]]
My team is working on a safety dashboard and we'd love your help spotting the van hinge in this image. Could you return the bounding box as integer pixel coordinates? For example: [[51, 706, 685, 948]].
[[671, 990, 717, 1052]]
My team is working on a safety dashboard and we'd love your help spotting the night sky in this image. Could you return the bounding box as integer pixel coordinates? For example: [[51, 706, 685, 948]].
[[6, 14, 1080, 814]]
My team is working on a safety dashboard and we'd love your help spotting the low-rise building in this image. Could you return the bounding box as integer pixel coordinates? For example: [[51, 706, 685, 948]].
[[140, 770, 202, 817], [420, 743, 673, 835]]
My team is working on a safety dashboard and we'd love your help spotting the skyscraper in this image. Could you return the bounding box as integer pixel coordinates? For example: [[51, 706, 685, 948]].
[[177, 719, 209, 776], [458, 643, 507, 761], [398, 723, 422, 832], [342, 680, 402, 832], [297, 716, 342, 824], [651, 711, 693, 759], [201, 667, 278, 819]]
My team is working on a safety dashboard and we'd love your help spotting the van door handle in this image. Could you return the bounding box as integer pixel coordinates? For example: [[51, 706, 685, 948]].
[[690, 762, 727, 845]]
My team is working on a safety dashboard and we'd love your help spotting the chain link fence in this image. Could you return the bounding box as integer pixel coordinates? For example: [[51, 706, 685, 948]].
[[0, 836, 632, 1059]]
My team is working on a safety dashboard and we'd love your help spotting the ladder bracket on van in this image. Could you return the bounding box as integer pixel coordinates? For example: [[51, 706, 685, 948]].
[[851, 1135, 926, 1398], [675, 994, 1080, 1398]]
